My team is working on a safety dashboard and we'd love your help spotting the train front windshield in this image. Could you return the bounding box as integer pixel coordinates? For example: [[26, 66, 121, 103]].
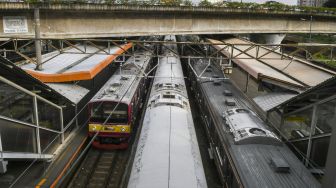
[[90, 102, 128, 124]]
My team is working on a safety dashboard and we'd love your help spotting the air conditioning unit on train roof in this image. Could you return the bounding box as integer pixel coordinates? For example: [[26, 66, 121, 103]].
[[109, 82, 122, 93], [269, 156, 290, 173], [109, 87, 117, 93]]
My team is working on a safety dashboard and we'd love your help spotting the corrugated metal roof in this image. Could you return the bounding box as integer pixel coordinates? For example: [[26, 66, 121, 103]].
[[20, 45, 116, 74], [19, 43, 133, 82], [253, 93, 297, 111], [225, 38, 335, 87], [0, 56, 73, 104], [208, 38, 336, 91], [46, 83, 89, 104], [268, 75, 336, 112]]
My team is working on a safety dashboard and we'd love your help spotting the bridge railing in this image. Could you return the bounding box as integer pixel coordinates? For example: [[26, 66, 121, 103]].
[[12, 0, 336, 15]]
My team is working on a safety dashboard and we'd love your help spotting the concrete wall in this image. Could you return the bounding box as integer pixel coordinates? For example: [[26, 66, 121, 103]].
[[0, 3, 336, 38]]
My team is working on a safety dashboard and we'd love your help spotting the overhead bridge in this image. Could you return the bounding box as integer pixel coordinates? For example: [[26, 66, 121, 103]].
[[0, 3, 336, 39]]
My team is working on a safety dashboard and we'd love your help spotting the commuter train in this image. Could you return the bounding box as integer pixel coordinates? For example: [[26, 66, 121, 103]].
[[88, 45, 155, 150], [188, 57, 321, 187], [128, 35, 207, 188]]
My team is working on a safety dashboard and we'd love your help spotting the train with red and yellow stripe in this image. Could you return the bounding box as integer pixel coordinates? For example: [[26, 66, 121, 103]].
[[88, 44, 156, 149]]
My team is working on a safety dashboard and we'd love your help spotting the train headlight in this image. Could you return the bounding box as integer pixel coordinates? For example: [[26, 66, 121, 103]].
[[121, 127, 126, 132]]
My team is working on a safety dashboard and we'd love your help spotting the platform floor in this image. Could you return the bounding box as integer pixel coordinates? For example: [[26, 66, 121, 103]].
[[0, 127, 88, 188]]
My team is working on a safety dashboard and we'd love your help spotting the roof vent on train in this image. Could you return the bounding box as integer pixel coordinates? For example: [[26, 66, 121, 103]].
[[213, 79, 221, 86], [109, 83, 121, 93], [226, 108, 249, 116], [225, 99, 236, 106], [120, 76, 129, 81], [223, 90, 233, 96], [269, 156, 290, 173]]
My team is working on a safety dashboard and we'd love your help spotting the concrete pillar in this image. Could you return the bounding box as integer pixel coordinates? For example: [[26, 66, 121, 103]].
[[0, 159, 8, 174], [323, 126, 336, 188], [0, 134, 7, 174], [249, 33, 286, 46], [34, 8, 42, 70]]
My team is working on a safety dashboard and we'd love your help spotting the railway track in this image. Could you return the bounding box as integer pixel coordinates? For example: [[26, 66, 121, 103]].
[[67, 149, 129, 188], [66, 51, 157, 188]]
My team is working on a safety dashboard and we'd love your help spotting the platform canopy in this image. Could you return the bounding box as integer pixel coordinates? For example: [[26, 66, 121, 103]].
[[209, 38, 336, 92], [269, 76, 336, 114], [253, 92, 297, 112], [0, 56, 72, 105], [20, 43, 132, 83], [47, 83, 89, 104]]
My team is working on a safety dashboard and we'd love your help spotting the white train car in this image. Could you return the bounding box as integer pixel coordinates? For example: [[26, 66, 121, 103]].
[[128, 35, 207, 188]]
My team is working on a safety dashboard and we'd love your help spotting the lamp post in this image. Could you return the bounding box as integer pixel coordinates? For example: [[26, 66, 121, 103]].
[[300, 16, 313, 43], [309, 15, 313, 43]]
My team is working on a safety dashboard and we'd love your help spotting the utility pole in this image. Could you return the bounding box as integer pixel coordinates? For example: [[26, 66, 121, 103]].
[[34, 8, 42, 70]]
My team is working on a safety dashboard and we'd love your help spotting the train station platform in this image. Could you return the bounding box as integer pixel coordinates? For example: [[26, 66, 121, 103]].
[[0, 55, 89, 182], [20, 43, 132, 83], [0, 39, 135, 187], [0, 125, 88, 188]]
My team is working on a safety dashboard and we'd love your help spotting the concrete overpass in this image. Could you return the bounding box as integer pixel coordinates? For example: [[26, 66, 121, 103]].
[[0, 3, 336, 39]]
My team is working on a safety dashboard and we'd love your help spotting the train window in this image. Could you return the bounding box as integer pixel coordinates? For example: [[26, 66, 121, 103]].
[[163, 94, 175, 99], [90, 102, 128, 124]]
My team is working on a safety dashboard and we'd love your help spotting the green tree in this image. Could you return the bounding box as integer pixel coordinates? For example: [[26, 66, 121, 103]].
[[161, 0, 182, 6], [183, 0, 192, 6], [198, 0, 212, 7]]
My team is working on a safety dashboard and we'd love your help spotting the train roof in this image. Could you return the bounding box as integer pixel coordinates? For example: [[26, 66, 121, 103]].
[[192, 61, 320, 187], [149, 35, 188, 100], [90, 51, 152, 104], [129, 36, 207, 188], [129, 106, 206, 188]]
